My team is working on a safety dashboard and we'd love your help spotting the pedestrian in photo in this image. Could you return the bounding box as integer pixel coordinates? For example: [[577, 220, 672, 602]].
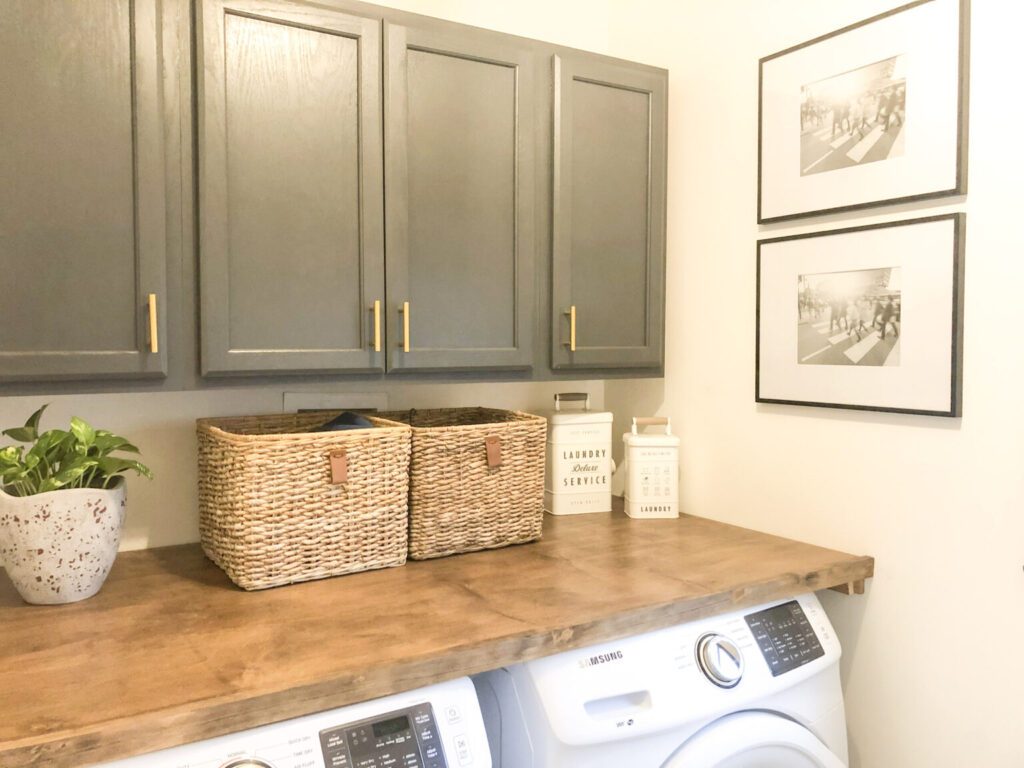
[[862, 91, 879, 134], [879, 297, 899, 340], [846, 301, 861, 341], [848, 97, 864, 139], [830, 298, 846, 332], [872, 298, 884, 329], [888, 85, 906, 131], [831, 98, 844, 138], [858, 298, 874, 336]]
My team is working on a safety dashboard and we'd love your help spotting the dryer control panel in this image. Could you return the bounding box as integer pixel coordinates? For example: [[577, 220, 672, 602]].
[[744, 600, 824, 676]]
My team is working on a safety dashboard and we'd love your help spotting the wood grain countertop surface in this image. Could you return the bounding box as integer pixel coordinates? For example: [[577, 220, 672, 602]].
[[0, 499, 873, 767]]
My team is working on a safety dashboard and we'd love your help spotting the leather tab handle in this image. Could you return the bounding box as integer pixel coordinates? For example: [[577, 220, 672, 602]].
[[330, 449, 348, 484], [484, 436, 502, 468]]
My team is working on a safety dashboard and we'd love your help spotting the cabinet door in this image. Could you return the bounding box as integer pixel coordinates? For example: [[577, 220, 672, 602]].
[[384, 23, 535, 372], [551, 54, 667, 369], [0, 0, 167, 381], [197, 0, 384, 375]]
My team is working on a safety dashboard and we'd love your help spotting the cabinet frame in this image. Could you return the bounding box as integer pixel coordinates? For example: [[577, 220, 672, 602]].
[[551, 53, 667, 370], [383, 22, 536, 372], [0, 0, 168, 382], [196, 0, 386, 375]]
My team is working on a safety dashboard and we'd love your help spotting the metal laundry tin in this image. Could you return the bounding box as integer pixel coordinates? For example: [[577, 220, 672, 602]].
[[543, 393, 613, 515], [622, 416, 679, 519]]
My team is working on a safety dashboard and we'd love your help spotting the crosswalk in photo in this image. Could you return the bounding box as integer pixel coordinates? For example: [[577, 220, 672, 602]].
[[799, 54, 906, 178], [798, 318, 899, 367], [797, 266, 901, 367]]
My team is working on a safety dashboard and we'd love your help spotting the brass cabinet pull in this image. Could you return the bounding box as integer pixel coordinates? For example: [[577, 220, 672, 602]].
[[399, 301, 410, 352], [372, 299, 381, 352], [563, 305, 576, 352], [147, 293, 159, 354]]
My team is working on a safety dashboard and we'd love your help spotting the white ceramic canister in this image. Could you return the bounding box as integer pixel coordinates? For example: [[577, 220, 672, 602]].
[[622, 416, 680, 519], [543, 393, 613, 515]]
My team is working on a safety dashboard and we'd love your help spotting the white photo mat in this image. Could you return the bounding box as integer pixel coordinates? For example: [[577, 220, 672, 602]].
[[759, 0, 966, 222], [757, 215, 963, 416]]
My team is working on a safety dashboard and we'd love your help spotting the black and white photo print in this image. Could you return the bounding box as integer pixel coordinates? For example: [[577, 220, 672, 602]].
[[759, 0, 968, 222], [757, 215, 964, 416]]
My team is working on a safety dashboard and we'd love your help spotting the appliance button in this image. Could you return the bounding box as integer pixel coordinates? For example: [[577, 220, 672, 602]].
[[453, 733, 472, 766], [444, 704, 462, 723], [696, 633, 744, 688]]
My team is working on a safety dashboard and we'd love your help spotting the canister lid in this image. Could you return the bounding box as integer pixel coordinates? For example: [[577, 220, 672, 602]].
[[622, 416, 680, 446], [543, 392, 613, 425]]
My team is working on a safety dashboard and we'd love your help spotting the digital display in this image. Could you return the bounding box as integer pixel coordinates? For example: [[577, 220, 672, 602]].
[[744, 600, 824, 677], [372, 715, 410, 738], [319, 703, 448, 768]]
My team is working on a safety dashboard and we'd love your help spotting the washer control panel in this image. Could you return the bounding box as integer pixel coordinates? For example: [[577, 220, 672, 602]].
[[98, 677, 488, 768], [320, 703, 447, 768], [744, 599, 824, 676]]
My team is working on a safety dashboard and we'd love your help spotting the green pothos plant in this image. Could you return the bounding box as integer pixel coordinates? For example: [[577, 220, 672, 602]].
[[0, 405, 152, 497]]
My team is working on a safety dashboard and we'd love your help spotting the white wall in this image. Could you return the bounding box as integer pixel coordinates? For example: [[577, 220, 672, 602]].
[[603, 1, 1024, 766]]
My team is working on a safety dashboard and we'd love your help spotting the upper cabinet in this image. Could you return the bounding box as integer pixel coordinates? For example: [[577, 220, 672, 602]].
[[383, 23, 535, 372], [196, 0, 385, 375], [551, 54, 667, 370], [0, 0, 167, 382], [2, 0, 667, 389]]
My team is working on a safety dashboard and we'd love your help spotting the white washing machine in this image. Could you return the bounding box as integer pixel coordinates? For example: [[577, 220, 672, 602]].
[[98, 677, 490, 768], [473, 594, 848, 767]]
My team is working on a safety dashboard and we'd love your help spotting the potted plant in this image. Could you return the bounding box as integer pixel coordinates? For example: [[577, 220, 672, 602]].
[[0, 405, 152, 605]]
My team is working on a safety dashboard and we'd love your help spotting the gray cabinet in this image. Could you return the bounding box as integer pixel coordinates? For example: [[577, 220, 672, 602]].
[[551, 54, 667, 370], [0, 0, 167, 381], [383, 23, 535, 372], [196, 0, 385, 375]]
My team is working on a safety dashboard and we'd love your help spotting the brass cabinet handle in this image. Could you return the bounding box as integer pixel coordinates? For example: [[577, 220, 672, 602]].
[[563, 305, 576, 352], [399, 301, 410, 352], [147, 293, 159, 354], [372, 299, 381, 352]]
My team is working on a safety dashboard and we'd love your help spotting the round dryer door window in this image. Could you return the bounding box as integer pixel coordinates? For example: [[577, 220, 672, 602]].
[[661, 711, 845, 768]]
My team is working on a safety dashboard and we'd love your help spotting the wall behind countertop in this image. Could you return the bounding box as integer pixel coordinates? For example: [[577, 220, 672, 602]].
[[603, 1, 1024, 766]]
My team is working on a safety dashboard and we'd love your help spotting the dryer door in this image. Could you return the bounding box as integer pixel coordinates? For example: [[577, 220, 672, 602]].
[[662, 711, 845, 768]]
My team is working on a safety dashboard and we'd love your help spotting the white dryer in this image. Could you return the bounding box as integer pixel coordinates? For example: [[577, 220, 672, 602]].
[[473, 593, 847, 767], [98, 677, 489, 768]]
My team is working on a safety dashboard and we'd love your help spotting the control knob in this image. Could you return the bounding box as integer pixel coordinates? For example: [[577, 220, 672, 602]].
[[219, 760, 275, 768], [696, 633, 744, 688]]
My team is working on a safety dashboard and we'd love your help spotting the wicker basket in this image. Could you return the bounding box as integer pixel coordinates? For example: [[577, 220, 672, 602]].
[[381, 408, 547, 560], [196, 412, 411, 590]]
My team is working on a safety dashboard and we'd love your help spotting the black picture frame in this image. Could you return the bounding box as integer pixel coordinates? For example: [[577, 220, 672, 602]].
[[756, 213, 965, 417], [757, 0, 970, 224]]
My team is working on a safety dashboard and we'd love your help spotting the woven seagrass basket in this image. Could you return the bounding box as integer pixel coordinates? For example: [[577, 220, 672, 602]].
[[196, 412, 411, 590], [381, 407, 546, 560]]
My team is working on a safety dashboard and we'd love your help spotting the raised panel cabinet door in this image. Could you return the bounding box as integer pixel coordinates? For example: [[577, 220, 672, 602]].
[[551, 54, 667, 369], [197, 0, 384, 375], [384, 23, 535, 372], [0, 0, 167, 381]]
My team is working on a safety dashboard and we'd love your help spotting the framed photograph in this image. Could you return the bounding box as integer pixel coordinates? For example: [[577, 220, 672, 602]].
[[758, 0, 969, 223], [756, 214, 965, 416]]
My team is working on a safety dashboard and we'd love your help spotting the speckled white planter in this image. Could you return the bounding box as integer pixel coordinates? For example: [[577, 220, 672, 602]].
[[0, 478, 126, 605]]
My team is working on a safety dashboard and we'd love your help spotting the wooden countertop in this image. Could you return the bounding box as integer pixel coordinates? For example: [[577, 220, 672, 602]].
[[0, 501, 873, 767]]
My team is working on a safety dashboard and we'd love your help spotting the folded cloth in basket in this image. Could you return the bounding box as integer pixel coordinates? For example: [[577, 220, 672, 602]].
[[310, 411, 375, 432]]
